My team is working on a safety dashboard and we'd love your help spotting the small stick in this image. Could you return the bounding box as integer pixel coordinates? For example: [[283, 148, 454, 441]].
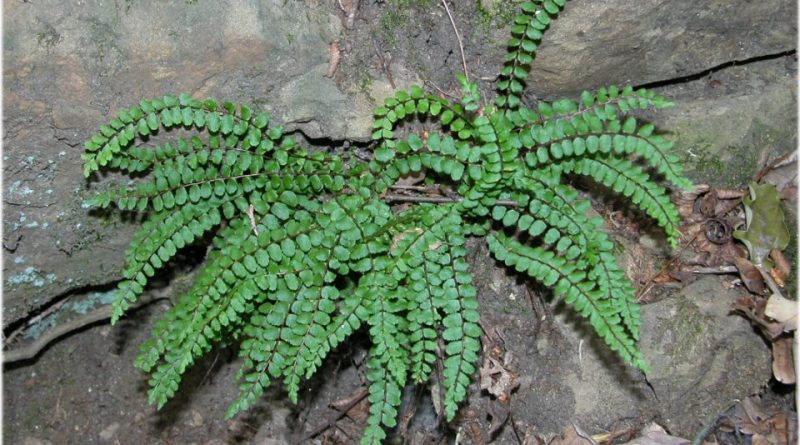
[[424, 79, 459, 100], [686, 265, 739, 274], [325, 40, 341, 78], [692, 414, 722, 445], [383, 194, 518, 206], [372, 38, 396, 89], [636, 233, 698, 302], [4, 293, 169, 364], [302, 387, 369, 441], [441, 0, 469, 81], [389, 184, 430, 192], [4, 298, 69, 347], [198, 352, 220, 388], [755, 150, 798, 183], [756, 264, 785, 298]]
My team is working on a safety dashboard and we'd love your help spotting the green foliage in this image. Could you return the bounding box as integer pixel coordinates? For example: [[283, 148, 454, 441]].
[[82, 2, 692, 443]]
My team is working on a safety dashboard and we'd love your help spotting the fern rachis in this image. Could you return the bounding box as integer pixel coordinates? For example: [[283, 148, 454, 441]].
[[82, 1, 692, 443]]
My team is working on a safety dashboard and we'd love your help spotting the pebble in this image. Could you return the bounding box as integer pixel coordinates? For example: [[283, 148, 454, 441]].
[[22, 438, 53, 445], [190, 410, 204, 427], [99, 422, 120, 441]]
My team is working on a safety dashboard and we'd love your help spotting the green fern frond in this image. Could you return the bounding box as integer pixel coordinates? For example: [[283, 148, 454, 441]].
[[497, 0, 568, 109], [557, 156, 683, 246], [487, 232, 648, 371], [82, 1, 694, 443]]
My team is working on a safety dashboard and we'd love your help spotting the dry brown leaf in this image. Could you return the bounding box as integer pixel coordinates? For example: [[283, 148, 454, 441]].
[[551, 424, 598, 445], [732, 257, 767, 294], [731, 398, 795, 445], [732, 396, 781, 435], [757, 413, 791, 445], [779, 184, 796, 202], [328, 389, 370, 424], [593, 427, 636, 444], [391, 227, 424, 250], [769, 268, 787, 288], [673, 184, 710, 219], [478, 324, 519, 440], [765, 294, 798, 332], [394, 171, 426, 187], [620, 423, 689, 445], [480, 355, 519, 400], [522, 430, 545, 445], [731, 295, 785, 339], [459, 409, 487, 445], [325, 41, 341, 78], [769, 249, 791, 286], [715, 188, 746, 200], [486, 400, 511, 439], [430, 380, 443, 419], [771, 335, 796, 385], [699, 190, 718, 217], [688, 224, 747, 267]]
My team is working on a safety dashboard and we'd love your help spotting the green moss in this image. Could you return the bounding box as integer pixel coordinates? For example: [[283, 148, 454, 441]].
[[35, 22, 60, 52], [664, 300, 709, 360], [378, 0, 435, 47], [87, 19, 126, 73], [475, 0, 524, 30], [685, 143, 757, 189]]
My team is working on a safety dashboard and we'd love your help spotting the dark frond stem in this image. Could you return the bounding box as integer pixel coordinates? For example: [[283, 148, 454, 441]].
[[441, 0, 469, 81], [383, 194, 518, 206]]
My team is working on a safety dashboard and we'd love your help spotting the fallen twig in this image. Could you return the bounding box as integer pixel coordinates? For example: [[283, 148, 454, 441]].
[[325, 40, 341, 78], [424, 78, 459, 100], [692, 414, 722, 445], [302, 387, 369, 441], [756, 264, 785, 299], [384, 194, 518, 206], [4, 293, 168, 364], [372, 38, 396, 89], [755, 150, 798, 183], [635, 233, 697, 302], [4, 297, 69, 347], [686, 265, 739, 274]]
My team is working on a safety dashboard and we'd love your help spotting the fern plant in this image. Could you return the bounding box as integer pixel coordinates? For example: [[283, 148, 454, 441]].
[[82, 1, 692, 443]]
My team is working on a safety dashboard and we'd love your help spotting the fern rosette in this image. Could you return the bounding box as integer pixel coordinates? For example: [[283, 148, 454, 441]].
[[83, 1, 691, 443]]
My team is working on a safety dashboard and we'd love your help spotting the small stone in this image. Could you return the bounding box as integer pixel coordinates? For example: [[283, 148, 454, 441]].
[[99, 423, 120, 441], [190, 410, 204, 427], [22, 437, 53, 445], [638, 234, 659, 250]]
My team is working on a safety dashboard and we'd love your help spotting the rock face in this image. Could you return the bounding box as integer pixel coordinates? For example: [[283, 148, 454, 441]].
[[3, 0, 351, 327], [649, 56, 797, 187], [524, 0, 797, 96]]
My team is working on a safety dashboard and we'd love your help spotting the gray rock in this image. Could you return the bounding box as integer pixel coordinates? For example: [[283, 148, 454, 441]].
[[564, 276, 771, 436], [1, 0, 348, 327], [648, 56, 797, 187], [526, 0, 797, 96], [641, 276, 772, 435]]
